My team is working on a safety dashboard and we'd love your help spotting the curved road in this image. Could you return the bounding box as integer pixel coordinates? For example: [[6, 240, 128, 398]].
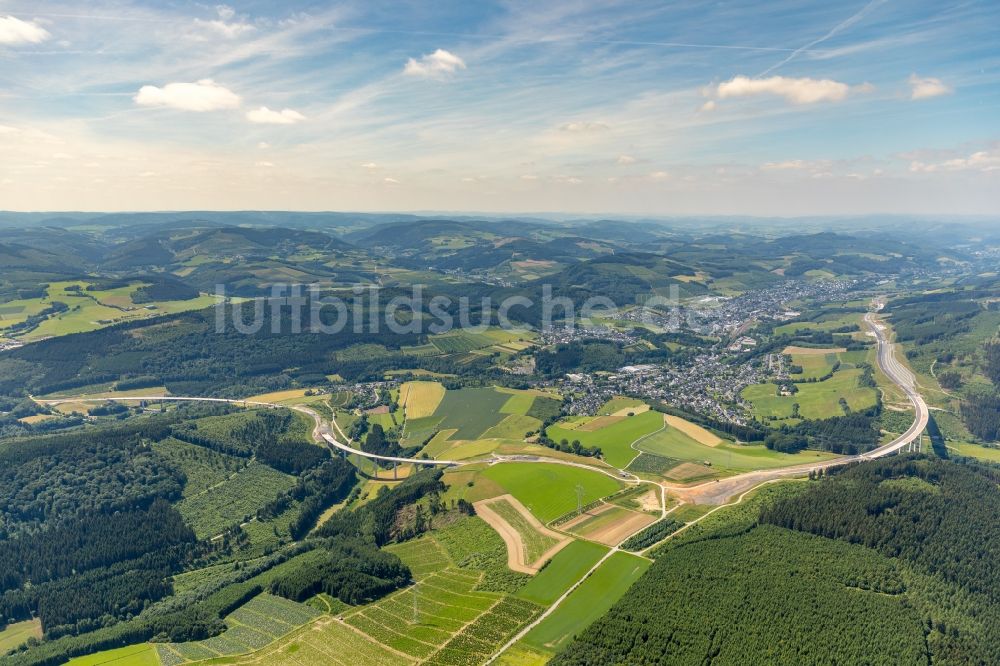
[[35, 305, 926, 506], [34, 394, 465, 467], [667, 308, 929, 504]]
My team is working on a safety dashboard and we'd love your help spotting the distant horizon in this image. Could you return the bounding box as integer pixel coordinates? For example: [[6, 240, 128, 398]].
[[0, 209, 996, 223]]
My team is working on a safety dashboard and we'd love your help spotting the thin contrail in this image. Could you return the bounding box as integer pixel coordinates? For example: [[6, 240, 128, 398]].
[[758, 0, 888, 76], [29, 14, 828, 55]]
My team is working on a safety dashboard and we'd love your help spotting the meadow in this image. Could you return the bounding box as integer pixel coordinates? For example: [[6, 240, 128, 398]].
[[743, 368, 878, 421], [773, 311, 862, 336], [479, 463, 623, 523], [0, 619, 42, 655], [520, 551, 651, 653], [546, 410, 664, 468], [788, 350, 841, 380], [562, 504, 655, 545], [515, 540, 609, 606], [636, 422, 838, 474]]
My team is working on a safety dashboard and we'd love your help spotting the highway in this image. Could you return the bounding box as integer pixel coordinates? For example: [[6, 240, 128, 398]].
[[34, 394, 463, 467], [35, 304, 927, 506]]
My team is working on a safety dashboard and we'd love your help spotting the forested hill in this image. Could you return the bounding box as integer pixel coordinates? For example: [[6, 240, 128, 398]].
[[553, 456, 1000, 665]]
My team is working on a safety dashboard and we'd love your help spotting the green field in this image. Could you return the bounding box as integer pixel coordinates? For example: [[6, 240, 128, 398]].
[[2, 280, 217, 342], [501, 392, 536, 415], [0, 619, 42, 655], [790, 352, 840, 380], [948, 441, 1000, 463], [480, 414, 542, 440], [480, 463, 623, 523], [431, 387, 511, 439], [636, 424, 837, 473], [546, 410, 663, 468], [66, 643, 160, 666], [743, 368, 878, 422], [773, 312, 862, 336], [516, 540, 610, 606], [490, 498, 562, 564], [521, 551, 650, 653]]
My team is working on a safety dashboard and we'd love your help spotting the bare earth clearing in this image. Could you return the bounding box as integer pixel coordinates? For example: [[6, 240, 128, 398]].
[[474, 494, 571, 573], [782, 345, 848, 355]]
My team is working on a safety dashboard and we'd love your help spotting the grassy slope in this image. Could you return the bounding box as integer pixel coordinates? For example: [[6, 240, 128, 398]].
[[480, 463, 623, 523], [521, 551, 651, 654], [546, 410, 663, 468]]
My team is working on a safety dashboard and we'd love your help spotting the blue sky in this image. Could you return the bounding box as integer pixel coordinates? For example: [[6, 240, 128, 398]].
[[0, 0, 997, 214]]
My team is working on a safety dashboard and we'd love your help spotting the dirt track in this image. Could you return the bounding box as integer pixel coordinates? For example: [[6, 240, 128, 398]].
[[474, 494, 570, 574]]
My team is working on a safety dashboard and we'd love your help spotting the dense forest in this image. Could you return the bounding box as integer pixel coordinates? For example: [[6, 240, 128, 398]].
[[764, 411, 880, 454]]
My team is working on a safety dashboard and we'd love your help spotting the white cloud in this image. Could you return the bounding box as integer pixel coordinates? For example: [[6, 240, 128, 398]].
[[520, 174, 538, 181], [384, 177, 400, 184], [0, 15, 50, 45], [404, 49, 466, 77], [616, 155, 636, 165], [762, 160, 808, 170], [194, 5, 255, 39], [560, 121, 609, 133], [245, 106, 306, 124], [360, 162, 378, 169], [648, 171, 670, 180], [714, 75, 850, 104], [699, 100, 716, 113], [254, 161, 274, 168], [134, 80, 240, 112], [257, 142, 270, 149], [908, 74, 952, 100], [910, 149, 999, 173]]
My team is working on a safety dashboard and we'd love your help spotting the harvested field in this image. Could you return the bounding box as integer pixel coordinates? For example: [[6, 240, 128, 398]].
[[782, 345, 847, 355], [664, 461, 716, 482], [399, 381, 446, 419], [664, 415, 723, 447], [563, 504, 657, 546], [576, 415, 625, 431], [612, 404, 650, 416]]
